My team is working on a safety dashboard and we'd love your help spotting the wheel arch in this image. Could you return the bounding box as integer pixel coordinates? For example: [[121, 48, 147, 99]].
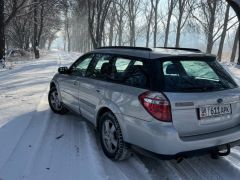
[[49, 80, 62, 102], [96, 107, 112, 131], [96, 106, 128, 143]]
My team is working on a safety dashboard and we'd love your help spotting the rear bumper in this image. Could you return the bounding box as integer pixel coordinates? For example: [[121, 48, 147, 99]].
[[132, 139, 240, 160], [118, 114, 240, 156]]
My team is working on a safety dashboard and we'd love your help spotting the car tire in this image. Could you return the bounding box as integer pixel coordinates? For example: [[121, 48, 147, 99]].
[[99, 112, 131, 161], [48, 87, 68, 114]]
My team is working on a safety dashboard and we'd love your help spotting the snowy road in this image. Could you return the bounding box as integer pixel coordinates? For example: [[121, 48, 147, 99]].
[[1, 51, 240, 180]]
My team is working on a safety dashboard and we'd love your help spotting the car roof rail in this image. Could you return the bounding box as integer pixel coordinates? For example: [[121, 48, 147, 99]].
[[96, 46, 153, 52], [156, 47, 202, 53]]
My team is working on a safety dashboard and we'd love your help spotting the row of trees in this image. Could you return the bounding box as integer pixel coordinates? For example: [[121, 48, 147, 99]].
[[0, 0, 66, 60], [0, 0, 239, 64], [66, 0, 239, 63]]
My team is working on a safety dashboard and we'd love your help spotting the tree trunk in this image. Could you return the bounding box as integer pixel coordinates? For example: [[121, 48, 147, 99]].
[[231, 25, 239, 62], [217, 4, 230, 61], [0, 0, 5, 61], [108, 11, 115, 46], [153, 0, 160, 47], [175, 12, 183, 48], [164, 0, 174, 47], [33, 0, 40, 59], [128, 0, 136, 46], [67, 26, 71, 52], [206, 1, 217, 53], [118, 19, 123, 46], [65, 9, 71, 52], [37, 3, 44, 47], [146, 9, 153, 47]]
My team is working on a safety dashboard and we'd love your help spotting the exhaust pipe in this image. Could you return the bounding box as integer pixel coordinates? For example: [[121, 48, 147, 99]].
[[211, 144, 231, 159]]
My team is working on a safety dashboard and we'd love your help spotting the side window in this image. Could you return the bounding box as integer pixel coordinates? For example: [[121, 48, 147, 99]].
[[71, 54, 94, 76], [114, 57, 148, 88], [115, 58, 131, 72], [88, 54, 112, 79]]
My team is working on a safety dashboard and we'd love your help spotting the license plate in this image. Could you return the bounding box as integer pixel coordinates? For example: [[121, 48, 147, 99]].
[[199, 104, 232, 119]]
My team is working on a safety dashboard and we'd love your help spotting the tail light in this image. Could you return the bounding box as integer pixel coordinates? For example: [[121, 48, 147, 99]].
[[139, 91, 172, 122]]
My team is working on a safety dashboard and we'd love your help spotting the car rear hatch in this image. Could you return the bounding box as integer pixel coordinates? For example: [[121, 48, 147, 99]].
[[159, 57, 240, 137], [165, 89, 240, 137]]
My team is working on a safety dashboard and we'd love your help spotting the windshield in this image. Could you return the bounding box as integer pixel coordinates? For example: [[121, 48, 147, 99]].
[[162, 59, 238, 92]]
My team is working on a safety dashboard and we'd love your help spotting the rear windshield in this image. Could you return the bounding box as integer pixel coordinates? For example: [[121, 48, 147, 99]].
[[162, 59, 238, 92]]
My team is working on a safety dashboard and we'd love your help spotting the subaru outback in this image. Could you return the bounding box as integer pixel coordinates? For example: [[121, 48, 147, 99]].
[[48, 47, 240, 161]]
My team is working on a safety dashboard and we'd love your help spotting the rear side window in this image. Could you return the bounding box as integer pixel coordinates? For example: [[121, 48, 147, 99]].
[[115, 58, 131, 72], [162, 60, 237, 92], [113, 57, 149, 88]]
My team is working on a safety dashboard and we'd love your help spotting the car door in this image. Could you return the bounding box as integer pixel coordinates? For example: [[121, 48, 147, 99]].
[[59, 54, 94, 113], [78, 53, 113, 123]]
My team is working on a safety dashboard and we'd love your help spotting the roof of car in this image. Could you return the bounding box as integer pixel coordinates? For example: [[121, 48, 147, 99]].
[[92, 46, 216, 59]]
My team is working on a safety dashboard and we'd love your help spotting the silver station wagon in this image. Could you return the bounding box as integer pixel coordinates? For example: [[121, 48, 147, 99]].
[[49, 47, 240, 161]]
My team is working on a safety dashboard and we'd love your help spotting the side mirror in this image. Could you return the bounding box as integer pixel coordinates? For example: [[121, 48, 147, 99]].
[[58, 67, 69, 74]]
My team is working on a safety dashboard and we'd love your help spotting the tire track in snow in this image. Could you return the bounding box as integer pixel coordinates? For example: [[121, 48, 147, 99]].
[[184, 157, 222, 180], [24, 112, 108, 180], [136, 156, 182, 180], [167, 160, 202, 180], [80, 121, 153, 180], [0, 92, 53, 180], [25, 110, 153, 180], [196, 155, 240, 179], [224, 149, 240, 171]]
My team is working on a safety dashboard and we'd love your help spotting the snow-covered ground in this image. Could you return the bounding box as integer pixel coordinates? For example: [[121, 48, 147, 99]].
[[1, 51, 240, 180]]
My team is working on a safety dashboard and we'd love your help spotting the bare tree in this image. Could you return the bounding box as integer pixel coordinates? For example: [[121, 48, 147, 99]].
[[217, 3, 230, 61], [150, 0, 160, 47], [114, 0, 127, 46], [87, 0, 112, 48], [164, 0, 177, 47], [230, 25, 239, 62], [191, 0, 238, 54], [0, 0, 30, 61], [107, 6, 116, 46], [0, 0, 4, 61], [33, 0, 40, 59], [175, 0, 194, 47], [127, 0, 140, 46], [144, 2, 153, 47]]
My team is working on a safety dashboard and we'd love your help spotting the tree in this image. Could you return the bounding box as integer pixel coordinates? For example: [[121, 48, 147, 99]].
[[114, 0, 127, 46], [226, 0, 240, 64], [191, 0, 238, 54], [164, 0, 177, 47], [33, 0, 40, 59], [230, 25, 239, 62], [144, 1, 153, 47], [217, 4, 230, 60], [175, 0, 194, 48], [107, 6, 116, 46], [0, 0, 4, 61], [87, 0, 112, 48], [150, 0, 160, 47], [127, 0, 140, 46], [0, 0, 29, 61], [205, 0, 218, 53]]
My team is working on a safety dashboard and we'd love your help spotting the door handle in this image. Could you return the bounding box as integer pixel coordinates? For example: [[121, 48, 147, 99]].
[[96, 89, 102, 93]]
